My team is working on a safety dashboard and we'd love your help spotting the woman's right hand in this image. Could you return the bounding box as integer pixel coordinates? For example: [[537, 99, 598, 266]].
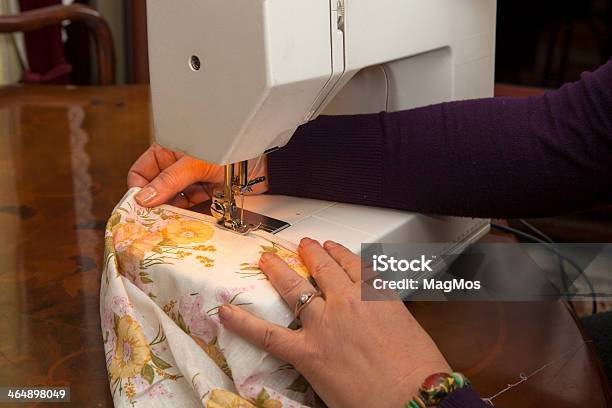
[[127, 143, 268, 208], [220, 239, 452, 408]]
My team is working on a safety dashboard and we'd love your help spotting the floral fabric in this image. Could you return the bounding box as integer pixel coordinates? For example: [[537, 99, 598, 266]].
[[101, 188, 313, 407]]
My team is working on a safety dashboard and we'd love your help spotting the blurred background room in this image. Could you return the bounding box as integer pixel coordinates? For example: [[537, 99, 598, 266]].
[[1, 0, 610, 87], [0, 1, 611, 405]]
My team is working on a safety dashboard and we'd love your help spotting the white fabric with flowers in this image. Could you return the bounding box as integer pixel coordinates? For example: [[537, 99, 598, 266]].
[[101, 188, 314, 407]]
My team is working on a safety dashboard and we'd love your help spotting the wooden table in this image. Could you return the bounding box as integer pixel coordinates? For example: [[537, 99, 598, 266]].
[[0, 85, 609, 407]]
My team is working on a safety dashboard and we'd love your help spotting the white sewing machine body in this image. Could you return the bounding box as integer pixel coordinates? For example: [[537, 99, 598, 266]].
[[147, 0, 496, 252]]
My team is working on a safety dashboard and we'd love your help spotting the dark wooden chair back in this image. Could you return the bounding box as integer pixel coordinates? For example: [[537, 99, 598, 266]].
[[0, 4, 115, 85]]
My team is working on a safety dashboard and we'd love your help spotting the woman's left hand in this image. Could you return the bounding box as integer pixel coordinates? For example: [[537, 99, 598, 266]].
[[219, 238, 451, 408]]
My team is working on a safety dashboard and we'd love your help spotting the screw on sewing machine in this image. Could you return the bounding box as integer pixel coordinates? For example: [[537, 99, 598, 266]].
[[190, 55, 201, 71]]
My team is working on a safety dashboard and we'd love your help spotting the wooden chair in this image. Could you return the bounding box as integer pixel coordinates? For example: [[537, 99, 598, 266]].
[[0, 4, 115, 85]]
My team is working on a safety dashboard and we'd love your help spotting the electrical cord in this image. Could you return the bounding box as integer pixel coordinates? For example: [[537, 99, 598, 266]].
[[519, 219, 571, 300], [491, 222, 597, 314]]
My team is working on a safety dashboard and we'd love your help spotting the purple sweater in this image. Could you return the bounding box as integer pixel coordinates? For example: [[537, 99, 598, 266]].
[[269, 59, 612, 219], [268, 60, 612, 407]]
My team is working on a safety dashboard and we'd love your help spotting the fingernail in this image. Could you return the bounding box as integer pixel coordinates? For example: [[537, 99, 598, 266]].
[[136, 186, 157, 204], [219, 305, 233, 321], [260, 252, 275, 262], [324, 240, 339, 249], [300, 237, 313, 246]]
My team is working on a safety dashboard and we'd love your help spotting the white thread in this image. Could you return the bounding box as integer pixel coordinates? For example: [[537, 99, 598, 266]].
[[481, 340, 592, 406]]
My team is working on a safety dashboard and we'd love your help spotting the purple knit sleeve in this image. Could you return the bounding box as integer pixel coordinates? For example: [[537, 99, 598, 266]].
[[438, 389, 490, 408], [268, 59, 612, 218]]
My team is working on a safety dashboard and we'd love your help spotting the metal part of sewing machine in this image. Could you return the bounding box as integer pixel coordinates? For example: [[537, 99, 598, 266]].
[[210, 161, 270, 234], [147, 0, 497, 254]]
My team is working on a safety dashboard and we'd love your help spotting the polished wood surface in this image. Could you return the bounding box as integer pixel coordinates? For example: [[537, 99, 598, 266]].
[[494, 83, 548, 97], [0, 85, 609, 407], [0, 4, 116, 85]]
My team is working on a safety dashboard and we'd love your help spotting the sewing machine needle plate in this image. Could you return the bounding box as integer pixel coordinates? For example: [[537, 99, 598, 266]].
[[190, 200, 291, 234]]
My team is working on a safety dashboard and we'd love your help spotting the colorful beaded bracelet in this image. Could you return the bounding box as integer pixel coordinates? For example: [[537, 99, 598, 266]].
[[405, 372, 471, 407]]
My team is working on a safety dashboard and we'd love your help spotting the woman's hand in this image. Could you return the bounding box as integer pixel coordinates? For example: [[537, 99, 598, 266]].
[[127, 143, 268, 208], [219, 238, 451, 408]]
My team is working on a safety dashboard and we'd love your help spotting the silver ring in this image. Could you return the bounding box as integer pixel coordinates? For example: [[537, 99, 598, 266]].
[[294, 291, 323, 320]]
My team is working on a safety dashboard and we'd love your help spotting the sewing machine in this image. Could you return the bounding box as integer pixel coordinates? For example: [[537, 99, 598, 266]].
[[147, 0, 496, 253]]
